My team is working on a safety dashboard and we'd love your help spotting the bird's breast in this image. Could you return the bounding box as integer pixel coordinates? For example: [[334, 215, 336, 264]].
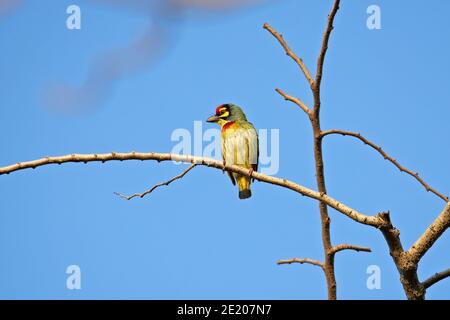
[[221, 121, 236, 133]]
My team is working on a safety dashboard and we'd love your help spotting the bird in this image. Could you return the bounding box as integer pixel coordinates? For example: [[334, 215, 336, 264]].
[[207, 103, 259, 199]]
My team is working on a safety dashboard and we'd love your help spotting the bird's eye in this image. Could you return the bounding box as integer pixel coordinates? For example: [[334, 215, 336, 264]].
[[218, 107, 229, 118]]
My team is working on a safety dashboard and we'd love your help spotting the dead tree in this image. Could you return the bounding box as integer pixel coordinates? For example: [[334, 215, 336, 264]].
[[0, 1, 448, 299]]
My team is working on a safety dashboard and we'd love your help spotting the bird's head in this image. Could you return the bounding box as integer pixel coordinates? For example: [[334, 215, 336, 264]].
[[206, 103, 247, 125]]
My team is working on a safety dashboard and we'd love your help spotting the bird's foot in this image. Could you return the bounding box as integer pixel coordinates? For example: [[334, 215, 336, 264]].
[[222, 160, 227, 174], [248, 168, 254, 178]]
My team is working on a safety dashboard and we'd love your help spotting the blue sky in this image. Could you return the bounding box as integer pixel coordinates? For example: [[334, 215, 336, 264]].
[[0, 0, 449, 299]]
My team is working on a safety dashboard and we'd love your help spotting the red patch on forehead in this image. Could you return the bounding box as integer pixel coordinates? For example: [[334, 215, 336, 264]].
[[215, 105, 223, 115]]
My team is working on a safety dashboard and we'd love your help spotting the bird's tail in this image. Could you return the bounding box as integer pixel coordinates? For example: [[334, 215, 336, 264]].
[[237, 175, 251, 200]]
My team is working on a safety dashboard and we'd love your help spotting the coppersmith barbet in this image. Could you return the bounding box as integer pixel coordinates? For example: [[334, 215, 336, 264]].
[[207, 104, 259, 199]]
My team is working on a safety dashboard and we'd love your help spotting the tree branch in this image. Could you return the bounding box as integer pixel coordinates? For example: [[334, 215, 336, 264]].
[[313, 0, 340, 117], [265, 0, 342, 299], [275, 88, 312, 117], [320, 129, 449, 202], [320, 128, 450, 298], [263, 0, 447, 300], [408, 202, 450, 264], [263, 23, 315, 87], [277, 258, 324, 269], [0, 152, 385, 227], [329, 244, 372, 255], [114, 164, 197, 200], [315, 0, 340, 90], [422, 268, 450, 289], [306, 0, 341, 299]]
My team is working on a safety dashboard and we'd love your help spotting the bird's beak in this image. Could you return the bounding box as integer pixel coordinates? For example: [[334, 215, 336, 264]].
[[206, 115, 220, 123]]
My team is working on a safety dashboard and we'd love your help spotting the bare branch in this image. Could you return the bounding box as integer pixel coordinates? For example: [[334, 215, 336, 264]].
[[275, 88, 312, 117], [315, 0, 340, 90], [0, 152, 385, 227], [264, 0, 447, 300], [313, 0, 340, 119], [408, 202, 450, 264], [277, 258, 324, 269], [320, 129, 449, 202], [114, 164, 197, 200], [422, 268, 450, 289], [263, 23, 315, 87], [304, 0, 341, 299], [329, 244, 372, 255]]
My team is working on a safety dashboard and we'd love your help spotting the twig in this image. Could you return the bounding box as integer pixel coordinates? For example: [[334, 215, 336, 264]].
[[277, 258, 324, 269], [315, 0, 340, 91], [275, 88, 312, 117], [320, 129, 449, 202], [0, 152, 384, 227], [329, 244, 372, 255], [114, 164, 197, 200], [263, 23, 315, 87], [422, 268, 450, 289], [312, 0, 340, 119]]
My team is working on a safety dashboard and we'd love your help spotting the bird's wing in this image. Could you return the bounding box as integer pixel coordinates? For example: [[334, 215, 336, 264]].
[[246, 123, 259, 181], [252, 131, 259, 181], [237, 122, 258, 168], [232, 121, 259, 173], [250, 123, 259, 176]]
